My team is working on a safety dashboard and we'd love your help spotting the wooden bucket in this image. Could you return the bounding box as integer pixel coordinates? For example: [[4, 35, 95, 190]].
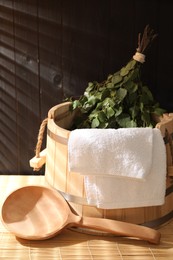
[[32, 102, 173, 229]]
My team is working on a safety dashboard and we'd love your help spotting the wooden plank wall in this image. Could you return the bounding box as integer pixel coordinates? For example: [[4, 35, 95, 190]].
[[1, 0, 173, 174]]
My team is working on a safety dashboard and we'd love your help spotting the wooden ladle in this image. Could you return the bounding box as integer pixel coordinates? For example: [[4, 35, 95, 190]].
[[1, 186, 161, 244]]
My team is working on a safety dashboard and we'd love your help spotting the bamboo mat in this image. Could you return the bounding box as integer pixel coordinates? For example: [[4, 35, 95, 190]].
[[0, 176, 173, 259]]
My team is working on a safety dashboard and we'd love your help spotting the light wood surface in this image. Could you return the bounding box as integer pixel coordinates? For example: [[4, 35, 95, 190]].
[[0, 175, 173, 259]]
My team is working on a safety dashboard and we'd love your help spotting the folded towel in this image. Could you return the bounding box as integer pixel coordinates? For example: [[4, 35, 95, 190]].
[[84, 129, 166, 209], [68, 127, 154, 180]]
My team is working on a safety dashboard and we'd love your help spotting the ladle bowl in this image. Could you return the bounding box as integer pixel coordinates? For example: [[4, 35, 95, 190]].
[[1, 186, 161, 244]]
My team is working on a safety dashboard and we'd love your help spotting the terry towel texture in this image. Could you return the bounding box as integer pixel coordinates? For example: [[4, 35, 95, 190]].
[[69, 128, 153, 180], [68, 128, 166, 209]]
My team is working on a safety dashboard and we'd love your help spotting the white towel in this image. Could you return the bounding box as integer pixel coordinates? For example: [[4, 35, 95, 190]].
[[84, 129, 166, 209], [68, 127, 154, 180]]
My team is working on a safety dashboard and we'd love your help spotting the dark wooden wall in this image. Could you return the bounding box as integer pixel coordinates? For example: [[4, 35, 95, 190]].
[[1, 0, 173, 174]]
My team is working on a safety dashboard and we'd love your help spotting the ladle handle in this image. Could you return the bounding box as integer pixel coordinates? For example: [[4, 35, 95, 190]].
[[75, 217, 161, 244]]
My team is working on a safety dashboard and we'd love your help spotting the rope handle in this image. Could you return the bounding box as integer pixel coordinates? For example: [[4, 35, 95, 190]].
[[30, 118, 48, 171], [35, 118, 48, 158]]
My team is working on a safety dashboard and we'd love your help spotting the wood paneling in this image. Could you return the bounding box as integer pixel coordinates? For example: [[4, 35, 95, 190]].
[[0, 0, 173, 174], [1, 1, 18, 174], [38, 0, 64, 118]]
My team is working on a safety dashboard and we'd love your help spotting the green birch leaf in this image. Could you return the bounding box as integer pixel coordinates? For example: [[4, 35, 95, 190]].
[[141, 112, 151, 126], [140, 102, 144, 111], [99, 122, 109, 128], [116, 114, 131, 128], [120, 67, 129, 76], [112, 74, 122, 85], [126, 120, 137, 127], [142, 86, 154, 101], [81, 103, 92, 113], [114, 107, 123, 116], [102, 97, 115, 107], [125, 60, 137, 70], [125, 81, 138, 93], [98, 111, 107, 122], [95, 92, 102, 100], [107, 82, 114, 89], [91, 117, 100, 128], [116, 88, 127, 101], [107, 74, 112, 80], [87, 96, 97, 106], [87, 82, 94, 90], [98, 85, 106, 91], [106, 107, 115, 119], [110, 89, 116, 98], [101, 88, 110, 100], [123, 68, 139, 84], [129, 106, 139, 119], [89, 111, 98, 119], [72, 100, 80, 109], [79, 95, 88, 104], [96, 102, 103, 110]]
